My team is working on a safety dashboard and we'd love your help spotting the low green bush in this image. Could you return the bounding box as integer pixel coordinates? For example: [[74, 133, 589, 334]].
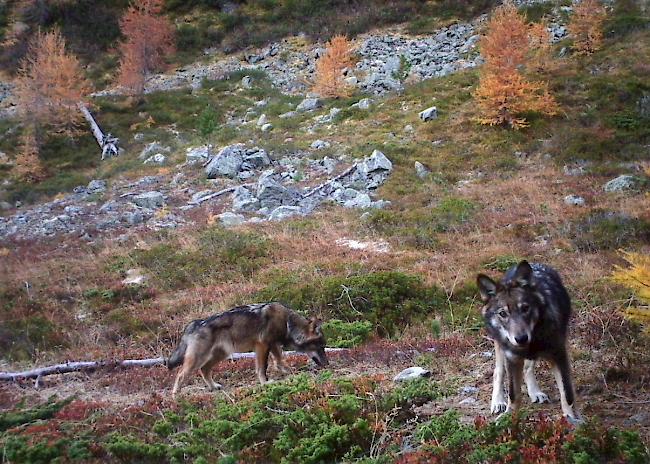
[[321, 319, 373, 348]]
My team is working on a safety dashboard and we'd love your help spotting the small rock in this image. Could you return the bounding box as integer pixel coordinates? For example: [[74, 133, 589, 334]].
[[133, 133, 144, 141], [459, 397, 477, 405], [232, 186, 261, 212], [352, 98, 372, 110], [241, 75, 253, 89], [132, 191, 164, 209], [365, 150, 392, 172], [403, 124, 414, 133], [121, 211, 145, 226], [460, 386, 480, 395], [261, 123, 273, 132], [603, 175, 641, 193], [218, 212, 246, 227], [122, 268, 148, 286], [344, 193, 372, 209], [139, 141, 170, 160], [0, 201, 13, 211], [190, 190, 215, 204], [143, 153, 166, 165], [296, 97, 322, 112], [257, 114, 268, 127], [311, 140, 331, 150], [186, 145, 212, 164], [393, 367, 431, 382], [564, 195, 585, 206], [414, 161, 430, 179], [279, 111, 297, 119], [205, 144, 244, 178], [268, 205, 303, 221], [87, 179, 107, 193], [419, 106, 438, 121]]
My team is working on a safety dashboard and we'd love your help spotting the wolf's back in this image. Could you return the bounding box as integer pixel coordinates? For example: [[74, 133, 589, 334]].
[[166, 320, 202, 369]]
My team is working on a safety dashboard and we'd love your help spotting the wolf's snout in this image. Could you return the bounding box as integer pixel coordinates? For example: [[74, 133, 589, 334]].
[[514, 334, 529, 345]]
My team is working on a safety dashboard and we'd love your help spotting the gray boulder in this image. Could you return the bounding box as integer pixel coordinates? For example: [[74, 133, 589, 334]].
[[296, 97, 322, 112], [257, 114, 268, 127], [241, 75, 253, 88], [218, 212, 246, 227], [344, 193, 372, 209], [143, 153, 166, 165], [604, 175, 641, 192], [311, 140, 331, 150], [414, 161, 430, 179], [132, 191, 164, 209], [205, 144, 245, 178], [269, 205, 303, 221], [256, 175, 302, 210], [186, 145, 212, 164], [419, 106, 438, 121], [87, 179, 107, 194], [351, 98, 372, 110], [121, 210, 145, 226], [564, 195, 585, 206], [261, 123, 273, 132], [232, 186, 261, 212], [139, 141, 170, 160]]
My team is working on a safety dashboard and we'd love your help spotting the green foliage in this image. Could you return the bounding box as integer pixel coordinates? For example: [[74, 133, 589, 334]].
[[569, 211, 650, 252], [0, 398, 71, 432], [198, 104, 220, 138], [321, 319, 373, 348], [381, 378, 444, 412], [0, 315, 65, 362], [256, 270, 444, 337], [131, 226, 271, 289], [392, 55, 412, 82], [605, 0, 650, 38], [482, 254, 522, 272]]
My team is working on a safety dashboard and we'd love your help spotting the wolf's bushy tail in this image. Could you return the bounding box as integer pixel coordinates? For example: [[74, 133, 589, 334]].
[[166, 320, 201, 369]]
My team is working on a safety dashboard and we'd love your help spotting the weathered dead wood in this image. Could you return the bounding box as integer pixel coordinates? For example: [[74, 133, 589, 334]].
[[78, 103, 120, 160], [0, 348, 345, 381]]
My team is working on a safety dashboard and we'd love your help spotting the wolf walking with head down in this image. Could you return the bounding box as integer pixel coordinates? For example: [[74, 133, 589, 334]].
[[167, 302, 328, 397], [477, 261, 581, 422]]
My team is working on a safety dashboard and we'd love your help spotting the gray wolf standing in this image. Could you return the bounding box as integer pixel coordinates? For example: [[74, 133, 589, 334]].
[[477, 261, 580, 422], [166, 302, 328, 397]]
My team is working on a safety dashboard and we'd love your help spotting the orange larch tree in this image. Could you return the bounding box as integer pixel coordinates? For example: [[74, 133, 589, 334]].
[[313, 35, 355, 98], [568, 0, 607, 55], [13, 28, 92, 180], [474, 1, 558, 129], [117, 0, 175, 97]]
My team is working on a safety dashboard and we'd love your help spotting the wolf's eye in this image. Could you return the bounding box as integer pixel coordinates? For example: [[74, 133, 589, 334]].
[[498, 309, 508, 319], [520, 303, 529, 313]]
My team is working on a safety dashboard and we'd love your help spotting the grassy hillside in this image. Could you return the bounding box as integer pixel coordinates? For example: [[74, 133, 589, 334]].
[[1, 0, 649, 462]]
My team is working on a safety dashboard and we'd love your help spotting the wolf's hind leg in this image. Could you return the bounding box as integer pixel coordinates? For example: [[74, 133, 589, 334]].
[[172, 347, 200, 398], [524, 360, 550, 404], [199, 351, 226, 391], [491, 343, 508, 414], [551, 352, 581, 423]]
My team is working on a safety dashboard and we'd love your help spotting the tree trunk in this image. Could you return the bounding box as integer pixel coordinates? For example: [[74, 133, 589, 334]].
[[78, 103, 120, 160], [0, 348, 345, 382]]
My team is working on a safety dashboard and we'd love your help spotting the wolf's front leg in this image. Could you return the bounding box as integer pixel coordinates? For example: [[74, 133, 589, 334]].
[[491, 343, 508, 414], [255, 343, 271, 384], [506, 357, 524, 415], [271, 344, 290, 375], [524, 359, 550, 404]]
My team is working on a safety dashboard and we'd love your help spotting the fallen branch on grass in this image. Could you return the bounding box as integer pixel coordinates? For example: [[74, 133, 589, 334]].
[[0, 348, 346, 382]]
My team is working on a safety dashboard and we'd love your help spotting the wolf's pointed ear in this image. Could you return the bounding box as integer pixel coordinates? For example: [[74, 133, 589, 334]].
[[312, 318, 323, 336], [477, 274, 497, 302], [513, 261, 534, 287]]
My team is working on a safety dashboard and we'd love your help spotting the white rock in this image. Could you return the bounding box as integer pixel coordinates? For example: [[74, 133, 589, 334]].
[[564, 195, 585, 206], [414, 161, 430, 179], [296, 98, 322, 112], [604, 175, 641, 192], [122, 268, 148, 286], [352, 98, 372, 110], [419, 106, 438, 121], [269, 205, 303, 221], [393, 367, 431, 382], [143, 153, 166, 165], [261, 123, 273, 132], [132, 191, 164, 209], [257, 114, 268, 127], [311, 140, 331, 150], [241, 75, 253, 89]]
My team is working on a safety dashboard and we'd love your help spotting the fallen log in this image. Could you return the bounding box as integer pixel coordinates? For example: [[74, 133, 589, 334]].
[[78, 103, 120, 160], [0, 348, 346, 382]]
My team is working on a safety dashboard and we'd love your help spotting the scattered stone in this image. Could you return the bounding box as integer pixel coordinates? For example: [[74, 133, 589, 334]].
[[232, 186, 261, 212], [351, 98, 372, 110], [394, 367, 431, 382], [241, 75, 253, 89], [186, 145, 212, 164], [132, 191, 164, 209], [414, 161, 431, 179], [604, 174, 642, 192], [121, 211, 145, 226], [564, 195, 585, 206], [460, 386, 480, 395], [257, 113, 268, 127], [261, 123, 273, 132], [403, 124, 414, 133], [296, 97, 322, 112], [133, 133, 144, 141], [143, 153, 166, 165], [279, 110, 297, 119], [87, 179, 107, 194], [205, 144, 245, 178], [191, 190, 216, 204], [139, 141, 170, 160], [218, 211, 246, 227], [122, 268, 148, 286], [343, 192, 372, 209], [257, 175, 302, 209], [419, 106, 438, 121], [0, 201, 13, 210], [459, 397, 477, 405], [311, 140, 331, 150], [269, 205, 303, 221]]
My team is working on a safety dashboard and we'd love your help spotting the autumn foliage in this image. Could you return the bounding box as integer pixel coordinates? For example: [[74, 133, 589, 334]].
[[117, 0, 175, 97], [13, 129, 46, 182], [14, 28, 91, 134], [612, 251, 650, 333], [474, 1, 558, 129], [313, 35, 355, 98], [568, 0, 607, 55]]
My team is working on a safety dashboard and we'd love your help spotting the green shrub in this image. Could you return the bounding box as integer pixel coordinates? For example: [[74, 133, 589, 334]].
[[256, 271, 444, 337], [569, 211, 650, 252], [0, 398, 72, 432], [321, 319, 373, 348], [482, 254, 522, 272], [198, 104, 220, 138], [381, 378, 444, 413]]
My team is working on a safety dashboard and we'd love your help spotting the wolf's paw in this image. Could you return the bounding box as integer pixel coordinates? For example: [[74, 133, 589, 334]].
[[529, 391, 550, 404], [565, 414, 585, 426], [491, 399, 508, 414]]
